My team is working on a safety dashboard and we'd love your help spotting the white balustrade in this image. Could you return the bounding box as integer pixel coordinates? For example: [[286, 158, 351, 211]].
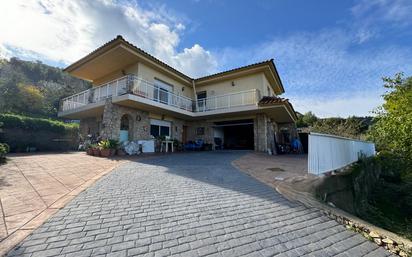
[[61, 76, 260, 114], [196, 89, 258, 112]]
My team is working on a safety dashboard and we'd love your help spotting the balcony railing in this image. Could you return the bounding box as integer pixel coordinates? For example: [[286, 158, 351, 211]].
[[60, 75, 261, 114], [131, 77, 193, 111], [60, 75, 192, 112], [196, 89, 259, 112]]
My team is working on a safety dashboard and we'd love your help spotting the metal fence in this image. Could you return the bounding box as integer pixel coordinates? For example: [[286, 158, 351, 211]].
[[308, 132, 376, 175]]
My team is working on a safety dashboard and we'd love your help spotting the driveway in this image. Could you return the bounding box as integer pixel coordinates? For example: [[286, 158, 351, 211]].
[[0, 152, 123, 254], [6, 151, 392, 257]]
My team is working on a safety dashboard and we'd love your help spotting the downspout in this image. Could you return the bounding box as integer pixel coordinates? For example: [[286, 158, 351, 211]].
[[192, 79, 198, 111]]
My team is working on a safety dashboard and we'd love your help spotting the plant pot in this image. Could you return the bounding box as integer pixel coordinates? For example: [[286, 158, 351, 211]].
[[92, 148, 100, 156], [100, 149, 111, 157], [86, 148, 93, 155]]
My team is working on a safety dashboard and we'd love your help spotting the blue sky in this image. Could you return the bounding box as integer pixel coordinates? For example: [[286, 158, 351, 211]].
[[1, 0, 411, 117]]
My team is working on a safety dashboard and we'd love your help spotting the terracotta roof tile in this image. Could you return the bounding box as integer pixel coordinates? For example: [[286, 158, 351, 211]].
[[194, 59, 273, 80], [259, 96, 298, 121], [259, 96, 288, 105], [65, 36, 284, 92]]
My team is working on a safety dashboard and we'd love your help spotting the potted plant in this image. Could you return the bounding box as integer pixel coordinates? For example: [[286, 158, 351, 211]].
[[85, 144, 93, 155], [91, 144, 100, 156], [108, 139, 119, 156], [98, 140, 111, 157]]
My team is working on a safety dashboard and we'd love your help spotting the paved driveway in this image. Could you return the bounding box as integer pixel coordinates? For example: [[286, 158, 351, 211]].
[[7, 151, 392, 257], [0, 152, 121, 245]]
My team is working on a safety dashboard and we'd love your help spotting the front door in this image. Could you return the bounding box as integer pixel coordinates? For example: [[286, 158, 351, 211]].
[[182, 125, 188, 143]]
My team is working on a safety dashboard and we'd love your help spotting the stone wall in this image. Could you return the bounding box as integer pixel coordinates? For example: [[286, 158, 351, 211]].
[[254, 114, 278, 153], [267, 119, 276, 154], [254, 114, 267, 152], [79, 117, 100, 140], [101, 99, 150, 141], [186, 120, 214, 144], [171, 118, 185, 142]]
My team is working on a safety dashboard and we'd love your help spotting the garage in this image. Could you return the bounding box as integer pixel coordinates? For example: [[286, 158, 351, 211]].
[[213, 119, 254, 150]]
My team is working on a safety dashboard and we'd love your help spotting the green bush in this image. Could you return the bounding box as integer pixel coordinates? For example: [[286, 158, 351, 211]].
[[98, 139, 119, 150], [0, 113, 79, 152], [0, 142, 9, 163], [98, 140, 111, 149], [0, 113, 78, 134]]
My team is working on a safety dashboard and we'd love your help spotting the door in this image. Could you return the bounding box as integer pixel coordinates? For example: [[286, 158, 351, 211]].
[[154, 79, 173, 105], [182, 125, 188, 143], [197, 91, 207, 111]]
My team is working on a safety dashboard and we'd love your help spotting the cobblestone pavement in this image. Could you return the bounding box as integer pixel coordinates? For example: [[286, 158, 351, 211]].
[[0, 152, 121, 243], [7, 151, 393, 257]]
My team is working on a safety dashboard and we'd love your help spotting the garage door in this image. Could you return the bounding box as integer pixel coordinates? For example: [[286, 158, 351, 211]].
[[214, 119, 254, 150]]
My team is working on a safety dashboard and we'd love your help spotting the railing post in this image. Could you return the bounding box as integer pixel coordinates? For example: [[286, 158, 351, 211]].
[[126, 75, 132, 94], [89, 88, 94, 103]]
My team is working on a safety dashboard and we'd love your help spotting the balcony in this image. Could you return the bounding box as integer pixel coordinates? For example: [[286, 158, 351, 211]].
[[196, 89, 259, 112], [59, 75, 261, 117]]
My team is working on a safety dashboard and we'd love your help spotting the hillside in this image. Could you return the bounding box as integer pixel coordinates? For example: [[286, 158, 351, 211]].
[[0, 58, 91, 118]]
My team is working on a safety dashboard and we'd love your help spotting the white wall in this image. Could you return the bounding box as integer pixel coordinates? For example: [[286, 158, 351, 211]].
[[308, 132, 376, 176]]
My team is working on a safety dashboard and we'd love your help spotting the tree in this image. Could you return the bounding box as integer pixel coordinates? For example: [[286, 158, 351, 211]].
[[0, 57, 91, 118], [296, 111, 318, 127], [15, 84, 45, 114], [369, 73, 412, 161]]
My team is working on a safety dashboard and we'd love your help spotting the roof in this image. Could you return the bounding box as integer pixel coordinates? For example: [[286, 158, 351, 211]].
[[64, 35, 192, 82], [195, 59, 285, 93], [64, 36, 285, 93], [258, 96, 298, 121]]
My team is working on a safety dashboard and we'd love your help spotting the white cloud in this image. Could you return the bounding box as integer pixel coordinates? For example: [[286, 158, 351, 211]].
[[351, 0, 412, 26], [216, 27, 411, 117], [0, 0, 217, 77], [350, 0, 412, 43]]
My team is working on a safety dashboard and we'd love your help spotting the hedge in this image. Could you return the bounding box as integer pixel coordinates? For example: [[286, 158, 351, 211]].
[[0, 113, 78, 133], [0, 113, 79, 152]]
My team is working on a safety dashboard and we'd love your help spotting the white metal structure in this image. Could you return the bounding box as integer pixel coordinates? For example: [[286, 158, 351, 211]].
[[308, 132, 376, 176], [60, 75, 262, 114], [196, 89, 259, 112]]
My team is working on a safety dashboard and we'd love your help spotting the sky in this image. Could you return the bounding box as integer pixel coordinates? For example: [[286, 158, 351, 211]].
[[1, 0, 411, 117]]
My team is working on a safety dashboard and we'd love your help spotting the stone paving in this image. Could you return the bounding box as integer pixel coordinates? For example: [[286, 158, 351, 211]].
[[0, 152, 123, 255], [7, 151, 393, 257]]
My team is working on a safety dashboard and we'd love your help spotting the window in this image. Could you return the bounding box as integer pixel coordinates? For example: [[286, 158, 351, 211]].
[[197, 91, 207, 111], [150, 119, 171, 137], [196, 127, 205, 136], [197, 91, 207, 99], [154, 79, 173, 104]]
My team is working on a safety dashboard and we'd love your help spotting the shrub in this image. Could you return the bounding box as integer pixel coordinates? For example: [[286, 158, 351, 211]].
[[98, 139, 119, 150], [0, 113, 78, 134], [0, 113, 79, 152], [107, 139, 119, 149], [98, 140, 111, 149], [0, 142, 9, 163]]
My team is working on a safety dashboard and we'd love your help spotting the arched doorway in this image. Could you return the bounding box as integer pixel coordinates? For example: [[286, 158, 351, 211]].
[[119, 114, 132, 142]]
